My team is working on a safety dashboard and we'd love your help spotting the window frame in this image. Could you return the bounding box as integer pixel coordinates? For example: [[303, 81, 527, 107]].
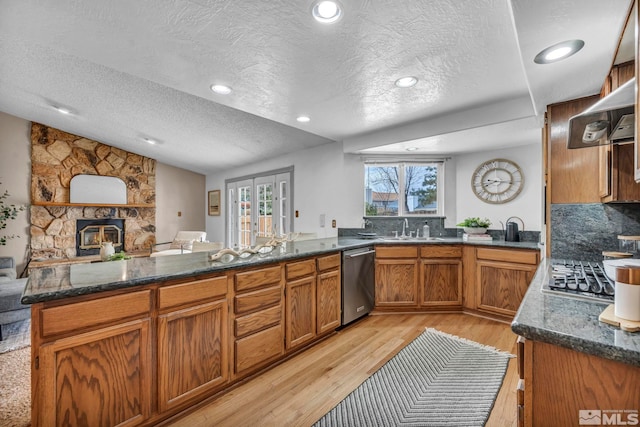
[[364, 161, 444, 217]]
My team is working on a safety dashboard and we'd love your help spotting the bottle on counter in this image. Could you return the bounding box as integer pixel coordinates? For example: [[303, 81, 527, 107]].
[[422, 222, 430, 239]]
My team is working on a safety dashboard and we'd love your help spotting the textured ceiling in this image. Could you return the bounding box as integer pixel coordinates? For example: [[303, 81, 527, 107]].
[[0, 0, 633, 174]]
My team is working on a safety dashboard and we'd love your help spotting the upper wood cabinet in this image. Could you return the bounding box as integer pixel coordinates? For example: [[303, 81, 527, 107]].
[[547, 95, 601, 204], [635, 3, 640, 182], [599, 62, 640, 202]]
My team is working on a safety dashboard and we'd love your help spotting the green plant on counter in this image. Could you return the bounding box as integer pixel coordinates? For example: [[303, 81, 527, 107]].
[[108, 252, 132, 261], [456, 217, 491, 228]]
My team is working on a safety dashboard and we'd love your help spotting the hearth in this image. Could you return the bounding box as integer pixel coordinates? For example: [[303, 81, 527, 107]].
[[76, 219, 124, 256]]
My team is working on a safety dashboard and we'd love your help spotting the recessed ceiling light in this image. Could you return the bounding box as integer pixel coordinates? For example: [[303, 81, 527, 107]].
[[53, 106, 72, 115], [296, 115, 311, 123], [312, 1, 342, 24], [210, 84, 232, 95], [395, 76, 418, 88], [406, 147, 418, 151], [534, 39, 585, 64]]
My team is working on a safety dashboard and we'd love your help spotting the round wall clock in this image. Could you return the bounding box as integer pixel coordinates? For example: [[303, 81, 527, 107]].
[[471, 158, 524, 204]]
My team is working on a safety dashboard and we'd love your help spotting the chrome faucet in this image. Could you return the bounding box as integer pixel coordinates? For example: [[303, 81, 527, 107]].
[[401, 218, 409, 238]]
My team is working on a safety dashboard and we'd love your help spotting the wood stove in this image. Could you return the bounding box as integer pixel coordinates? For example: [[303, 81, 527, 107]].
[[76, 219, 125, 256]]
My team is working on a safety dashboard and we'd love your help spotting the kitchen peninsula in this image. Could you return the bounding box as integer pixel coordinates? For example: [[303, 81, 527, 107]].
[[512, 260, 640, 426], [23, 236, 538, 426]]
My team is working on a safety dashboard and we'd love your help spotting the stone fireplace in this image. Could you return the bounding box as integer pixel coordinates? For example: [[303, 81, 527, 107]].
[[76, 218, 125, 256], [29, 123, 157, 260]]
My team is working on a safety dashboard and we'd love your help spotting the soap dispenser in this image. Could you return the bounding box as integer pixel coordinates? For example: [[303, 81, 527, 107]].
[[422, 221, 430, 239]]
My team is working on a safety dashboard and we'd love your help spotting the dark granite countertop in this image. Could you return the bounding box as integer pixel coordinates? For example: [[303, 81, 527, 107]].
[[512, 258, 640, 367], [23, 236, 540, 305]]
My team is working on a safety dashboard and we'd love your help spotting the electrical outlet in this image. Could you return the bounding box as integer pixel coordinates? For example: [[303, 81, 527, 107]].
[[177, 211, 182, 217], [332, 219, 336, 228]]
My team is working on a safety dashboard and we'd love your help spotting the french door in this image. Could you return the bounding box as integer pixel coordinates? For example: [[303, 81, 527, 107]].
[[226, 169, 292, 248]]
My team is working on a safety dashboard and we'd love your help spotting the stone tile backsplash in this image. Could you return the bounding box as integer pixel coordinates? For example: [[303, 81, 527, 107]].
[[551, 203, 640, 261], [340, 216, 540, 242]]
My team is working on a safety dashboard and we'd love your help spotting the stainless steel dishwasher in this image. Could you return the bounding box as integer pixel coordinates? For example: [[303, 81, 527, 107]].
[[341, 246, 375, 325]]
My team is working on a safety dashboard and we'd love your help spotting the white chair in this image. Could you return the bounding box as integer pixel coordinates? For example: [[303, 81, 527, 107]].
[[150, 231, 207, 257]]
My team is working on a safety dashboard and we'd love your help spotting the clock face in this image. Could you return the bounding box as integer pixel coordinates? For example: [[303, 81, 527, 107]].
[[471, 158, 524, 204]]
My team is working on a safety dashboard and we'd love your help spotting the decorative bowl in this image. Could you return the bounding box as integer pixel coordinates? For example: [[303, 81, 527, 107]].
[[602, 258, 640, 280], [463, 227, 487, 235]]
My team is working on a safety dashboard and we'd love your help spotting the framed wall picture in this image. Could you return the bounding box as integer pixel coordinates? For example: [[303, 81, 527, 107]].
[[208, 190, 220, 216]]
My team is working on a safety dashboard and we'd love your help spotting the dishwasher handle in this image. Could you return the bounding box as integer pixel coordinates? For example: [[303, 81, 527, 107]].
[[344, 249, 376, 258]]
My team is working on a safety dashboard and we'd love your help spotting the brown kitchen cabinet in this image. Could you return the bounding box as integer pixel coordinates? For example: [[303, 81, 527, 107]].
[[375, 245, 419, 308], [285, 258, 316, 349], [519, 338, 640, 426], [419, 245, 463, 308], [475, 247, 539, 318], [316, 254, 341, 335], [233, 265, 284, 377], [285, 254, 341, 349], [157, 276, 229, 412], [33, 290, 153, 426], [599, 61, 640, 202]]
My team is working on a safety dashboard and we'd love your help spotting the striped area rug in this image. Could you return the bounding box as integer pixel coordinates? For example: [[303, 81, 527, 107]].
[[314, 328, 513, 427]]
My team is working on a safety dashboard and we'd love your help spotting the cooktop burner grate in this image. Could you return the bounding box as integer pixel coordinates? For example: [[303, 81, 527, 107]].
[[545, 260, 615, 303]]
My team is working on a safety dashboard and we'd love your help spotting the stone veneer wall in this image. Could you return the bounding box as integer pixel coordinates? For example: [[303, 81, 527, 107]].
[[30, 123, 156, 260]]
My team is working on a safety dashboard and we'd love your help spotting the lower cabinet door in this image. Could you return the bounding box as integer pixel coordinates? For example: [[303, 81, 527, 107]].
[[157, 300, 228, 412], [316, 269, 341, 335], [38, 319, 152, 427], [286, 276, 316, 349]]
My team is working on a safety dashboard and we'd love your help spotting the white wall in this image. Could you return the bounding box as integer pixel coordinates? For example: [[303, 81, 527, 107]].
[[206, 141, 365, 243], [155, 163, 206, 244], [0, 112, 31, 274], [206, 141, 542, 244], [454, 143, 542, 232]]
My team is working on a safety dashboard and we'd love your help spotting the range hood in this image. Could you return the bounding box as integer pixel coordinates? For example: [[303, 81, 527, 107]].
[[567, 78, 635, 149]]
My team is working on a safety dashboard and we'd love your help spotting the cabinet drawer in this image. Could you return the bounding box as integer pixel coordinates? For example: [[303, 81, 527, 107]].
[[286, 259, 316, 280], [421, 245, 462, 258], [317, 253, 340, 272], [41, 290, 151, 337], [235, 285, 281, 315], [376, 246, 418, 258], [476, 248, 539, 265], [158, 276, 227, 310], [235, 266, 281, 292], [235, 305, 281, 338], [235, 324, 283, 374]]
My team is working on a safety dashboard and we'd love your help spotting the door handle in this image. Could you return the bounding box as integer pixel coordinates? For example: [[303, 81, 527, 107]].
[[345, 250, 376, 258]]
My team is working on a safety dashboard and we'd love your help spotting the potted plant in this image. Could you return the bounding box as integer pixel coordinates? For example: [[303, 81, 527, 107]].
[[0, 182, 26, 246], [456, 217, 491, 235]]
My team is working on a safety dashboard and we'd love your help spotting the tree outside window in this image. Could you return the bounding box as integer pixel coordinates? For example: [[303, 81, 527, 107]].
[[364, 163, 441, 216]]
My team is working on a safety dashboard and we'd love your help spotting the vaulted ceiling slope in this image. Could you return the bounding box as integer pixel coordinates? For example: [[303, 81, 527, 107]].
[[0, 0, 632, 174]]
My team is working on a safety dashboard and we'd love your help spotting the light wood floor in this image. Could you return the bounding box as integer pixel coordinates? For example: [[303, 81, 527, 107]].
[[167, 313, 519, 427]]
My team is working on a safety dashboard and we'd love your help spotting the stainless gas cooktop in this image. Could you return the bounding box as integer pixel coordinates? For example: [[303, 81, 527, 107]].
[[542, 260, 615, 304]]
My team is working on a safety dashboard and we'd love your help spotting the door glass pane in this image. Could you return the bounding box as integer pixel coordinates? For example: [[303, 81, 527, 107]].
[[238, 186, 251, 248], [364, 165, 400, 216], [256, 183, 273, 237], [279, 181, 287, 236], [405, 164, 438, 214]]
